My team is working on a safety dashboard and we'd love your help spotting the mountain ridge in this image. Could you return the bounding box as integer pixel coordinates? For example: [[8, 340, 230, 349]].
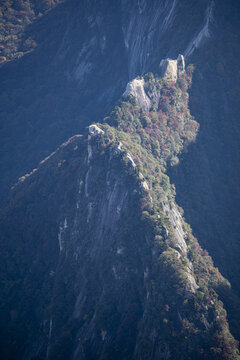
[[1, 1, 240, 358], [0, 60, 239, 359]]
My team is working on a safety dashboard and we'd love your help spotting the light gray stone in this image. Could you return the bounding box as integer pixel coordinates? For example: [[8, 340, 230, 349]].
[[89, 124, 104, 136], [159, 54, 185, 81], [126, 153, 136, 168], [159, 59, 178, 81], [177, 54, 185, 73], [141, 180, 149, 191], [123, 78, 151, 111]]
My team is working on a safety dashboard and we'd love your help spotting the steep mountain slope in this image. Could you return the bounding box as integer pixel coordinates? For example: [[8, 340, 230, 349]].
[[1, 0, 240, 358], [1, 1, 240, 301], [0, 63, 239, 359], [0, 0, 214, 203]]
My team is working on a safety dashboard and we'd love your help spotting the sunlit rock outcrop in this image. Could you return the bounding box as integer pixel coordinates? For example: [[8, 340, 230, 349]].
[[123, 78, 151, 111], [159, 54, 185, 81], [89, 124, 104, 136]]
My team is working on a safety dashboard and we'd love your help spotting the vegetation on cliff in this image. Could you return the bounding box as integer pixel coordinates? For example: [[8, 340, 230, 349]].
[[0, 0, 67, 64], [0, 64, 239, 359]]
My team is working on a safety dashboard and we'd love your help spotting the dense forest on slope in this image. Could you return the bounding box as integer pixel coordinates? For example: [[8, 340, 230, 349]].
[[0, 68, 239, 359], [0, 0, 67, 63]]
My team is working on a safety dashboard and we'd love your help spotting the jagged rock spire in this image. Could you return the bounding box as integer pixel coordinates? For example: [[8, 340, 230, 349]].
[[159, 54, 185, 81]]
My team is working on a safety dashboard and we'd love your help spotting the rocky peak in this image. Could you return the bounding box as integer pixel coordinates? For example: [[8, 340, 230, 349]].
[[123, 78, 151, 111], [177, 54, 185, 72], [159, 54, 185, 81], [88, 124, 104, 136]]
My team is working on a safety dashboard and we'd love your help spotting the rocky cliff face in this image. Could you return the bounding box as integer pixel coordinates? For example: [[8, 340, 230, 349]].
[[159, 54, 185, 81], [0, 0, 218, 202], [1, 0, 240, 358], [0, 65, 239, 359]]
